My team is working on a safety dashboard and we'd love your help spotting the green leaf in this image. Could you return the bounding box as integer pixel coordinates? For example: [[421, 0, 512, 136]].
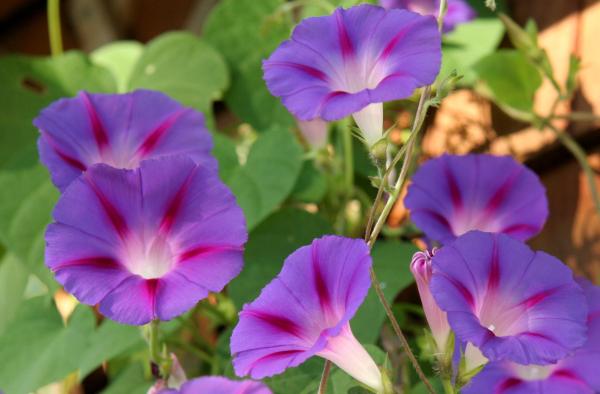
[[128, 32, 229, 117], [0, 52, 115, 167], [204, 0, 294, 130], [473, 49, 542, 120], [79, 321, 144, 377], [228, 208, 333, 307], [0, 52, 116, 290], [212, 132, 240, 183], [440, 18, 505, 85], [0, 297, 95, 393], [352, 241, 417, 343], [0, 150, 58, 290], [102, 363, 152, 394], [265, 358, 322, 394], [291, 161, 328, 203], [0, 251, 28, 334], [226, 128, 303, 230], [92, 41, 144, 92], [566, 54, 581, 97]]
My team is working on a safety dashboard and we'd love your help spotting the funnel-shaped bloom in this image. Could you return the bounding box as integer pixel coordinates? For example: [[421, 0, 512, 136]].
[[379, 0, 476, 33], [411, 249, 451, 354], [231, 236, 383, 392], [430, 231, 587, 365], [263, 4, 441, 146], [45, 156, 246, 325], [463, 279, 600, 394], [35, 90, 215, 191], [405, 154, 548, 244], [157, 377, 272, 394]]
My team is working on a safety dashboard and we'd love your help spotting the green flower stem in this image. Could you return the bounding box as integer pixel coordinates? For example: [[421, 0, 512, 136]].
[[548, 124, 600, 213], [148, 320, 171, 382], [442, 379, 455, 394], [343, 122, 355, 201], [47, 0, 63, 57]]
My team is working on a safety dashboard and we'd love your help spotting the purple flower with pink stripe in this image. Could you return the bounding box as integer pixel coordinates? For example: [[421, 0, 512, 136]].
[[379, 0, 476, 33], [430, 231, 587, 365], [157, 377, 272, 394], [263, 4, 441, 146], [463, 279, 600, 394], [35, 90, 215, 191], [230, 236, 383, 392], [405, 154, 548, 244], [45, 156, 246, 325]]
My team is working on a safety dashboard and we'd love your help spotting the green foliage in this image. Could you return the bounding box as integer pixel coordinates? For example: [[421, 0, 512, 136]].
[[102, 363, 152, 394], [353, 241, 417, 343], [225, 127, 304, 230], [0, 251, 28, 334], [229, 208, 333, 307], [440, 19, 505, 85], [0, 297, 96, 393], [128, 32, 229, 119], [204, 0, 294, 130], [291, 161, 329, 203], [473, 50, 542, 121], [0, 52, 116, 291], [91, 41, 144, 92]]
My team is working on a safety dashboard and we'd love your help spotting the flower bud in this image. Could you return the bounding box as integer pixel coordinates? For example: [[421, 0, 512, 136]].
[[410, 249, 451, 355]]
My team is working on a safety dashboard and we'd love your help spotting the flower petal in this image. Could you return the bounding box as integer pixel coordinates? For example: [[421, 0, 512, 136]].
[[231, 236, 372, 379], [430, 231, 587, 365], [35, 90, 215, 191], [405, 154, 548, 244], [263, 4, 441, 121], [45, 156, 246, 325], [179, 377, 272, 394]]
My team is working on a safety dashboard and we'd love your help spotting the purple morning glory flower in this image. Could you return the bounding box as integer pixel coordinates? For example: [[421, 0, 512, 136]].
[[35, 90, 215, 191], [230, 236, 383, 392], [404, 154, 548, 244], [263, 4, 441, 146], [156, 377, 272, 394], [430, 231, 587, 365], [463, 279, 600, 394], [379, 0, 476, 33], [45, 156, 246, 325]]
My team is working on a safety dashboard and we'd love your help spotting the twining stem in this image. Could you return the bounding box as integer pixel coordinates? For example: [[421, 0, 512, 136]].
[[441, 379, 455, 394], [367, 87, 431, 247], [47, 0, 63, 57], [319, 1, 446, 392], [318, 360, 333, 394], [343, 123, 355, 201], [149, 320, 162, 368], [548, 124, 600, 213]]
